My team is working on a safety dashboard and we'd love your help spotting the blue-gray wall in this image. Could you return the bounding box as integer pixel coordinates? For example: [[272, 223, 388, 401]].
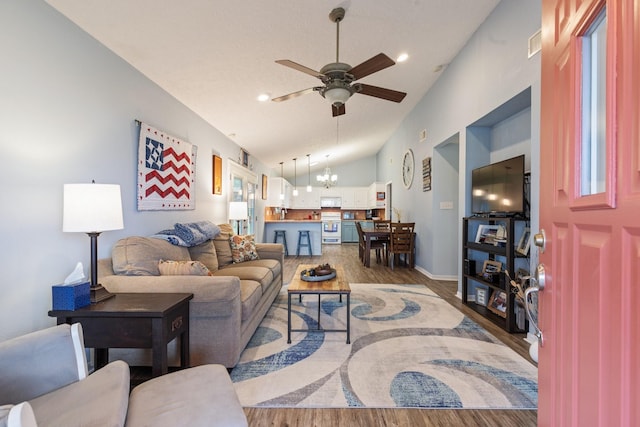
[[376, 0, 541, 284], [0, 0, 541, 341], [285, 155, 377, 188], [0, 0, 272, 340]]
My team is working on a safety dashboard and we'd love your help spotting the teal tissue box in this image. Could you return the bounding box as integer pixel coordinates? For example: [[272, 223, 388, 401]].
[[52, 281, 90, 310]]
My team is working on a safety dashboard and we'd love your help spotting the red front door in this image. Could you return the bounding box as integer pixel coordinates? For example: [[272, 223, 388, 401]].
[[539, 0, 639, 425]]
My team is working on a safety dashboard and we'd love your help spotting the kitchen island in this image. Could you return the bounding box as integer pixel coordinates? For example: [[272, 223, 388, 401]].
[[264, 220, 322, 256]]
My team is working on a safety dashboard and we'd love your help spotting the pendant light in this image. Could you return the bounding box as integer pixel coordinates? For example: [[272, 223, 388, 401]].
[[306, 154, 312, 192], [279, 162, 284, 201], [292, 158, 299, 196]]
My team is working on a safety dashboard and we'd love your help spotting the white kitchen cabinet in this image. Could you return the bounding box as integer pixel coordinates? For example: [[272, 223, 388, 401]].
[[267, 177, 292, 208], [340, 187, 355, 209], [368, 182, 386, 208], [291, 186, 321, 209], [354, 188, 369, 208], [340, 187, 368, 209]]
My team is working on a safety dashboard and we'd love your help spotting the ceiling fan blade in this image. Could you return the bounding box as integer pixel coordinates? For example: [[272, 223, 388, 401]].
[[349, 53, 395, 81], [271, 87, 316, 102], [275, 60, 324, 79], [357, 83, 407, 103], [332, 104, 346, 117]]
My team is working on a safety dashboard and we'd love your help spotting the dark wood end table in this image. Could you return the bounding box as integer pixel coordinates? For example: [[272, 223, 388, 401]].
[[48, 292, 193, 378]]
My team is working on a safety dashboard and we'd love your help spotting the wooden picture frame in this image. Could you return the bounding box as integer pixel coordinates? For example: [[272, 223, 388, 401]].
[[212, 155, 222, 195], [482, 259, 502, 274], [488, 290, 508, 318], [516, 227, 531, 255], [481, 259, 502, 283], [261, 174, 268, 200]]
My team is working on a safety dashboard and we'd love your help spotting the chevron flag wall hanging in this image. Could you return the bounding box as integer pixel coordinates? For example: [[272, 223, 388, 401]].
[[137, 122, 197, 210]]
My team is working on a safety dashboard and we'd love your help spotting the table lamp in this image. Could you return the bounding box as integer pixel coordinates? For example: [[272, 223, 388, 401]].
[[228, 201, 248, 235], [63, 182, 124, 303]]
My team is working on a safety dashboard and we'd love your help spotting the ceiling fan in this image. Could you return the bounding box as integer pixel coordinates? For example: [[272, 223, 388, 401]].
[[272, 7, 407, 117]]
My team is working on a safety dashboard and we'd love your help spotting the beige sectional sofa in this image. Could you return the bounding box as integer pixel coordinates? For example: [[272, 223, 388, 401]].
[[97, 224, 283, 368]]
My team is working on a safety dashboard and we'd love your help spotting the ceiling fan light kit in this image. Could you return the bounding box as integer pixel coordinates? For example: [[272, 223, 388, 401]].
[[273, 7, 406, 116]]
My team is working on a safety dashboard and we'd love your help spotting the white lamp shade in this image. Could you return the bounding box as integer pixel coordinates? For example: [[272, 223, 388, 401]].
[[228, 201, 248, 220], [63, 184, 124, 232]]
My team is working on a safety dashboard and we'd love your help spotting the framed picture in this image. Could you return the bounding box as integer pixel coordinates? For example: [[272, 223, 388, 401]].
[[422, 157, 432, 192], [212, 155, 222, 195], [261, 174, 268, 200], [481, 259, 502, 283], [516, 228, 531, 255], [240, 149, 249, 167], [482, 259, 501, 274], [475, 224, 501, 244], [488, 290, 508, 318]]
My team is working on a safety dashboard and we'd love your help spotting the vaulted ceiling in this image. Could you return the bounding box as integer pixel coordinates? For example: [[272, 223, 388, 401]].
[[46, 0, 499, 175]]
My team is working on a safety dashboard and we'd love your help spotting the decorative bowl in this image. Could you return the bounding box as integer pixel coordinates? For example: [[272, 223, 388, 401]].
[[300, 265, 336, 282]]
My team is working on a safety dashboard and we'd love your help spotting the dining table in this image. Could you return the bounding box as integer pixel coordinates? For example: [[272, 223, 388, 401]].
[[360, 225, 416, 269]]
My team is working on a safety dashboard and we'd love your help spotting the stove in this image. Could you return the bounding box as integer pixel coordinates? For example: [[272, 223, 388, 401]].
[[320, 212, 342, 244]]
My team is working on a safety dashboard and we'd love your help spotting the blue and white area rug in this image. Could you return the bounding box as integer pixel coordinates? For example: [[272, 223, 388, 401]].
[[230, 283, 538, 409]]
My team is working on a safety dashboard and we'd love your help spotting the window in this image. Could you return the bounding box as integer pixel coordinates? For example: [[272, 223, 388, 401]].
[[229, 162, 257, 235], [580, 8, 607, 196]]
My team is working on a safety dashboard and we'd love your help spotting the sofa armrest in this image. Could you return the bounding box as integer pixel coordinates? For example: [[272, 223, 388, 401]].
[[29, 361, 129, 427], [0, 324, 85, 404], [255, 243, 284, 264]]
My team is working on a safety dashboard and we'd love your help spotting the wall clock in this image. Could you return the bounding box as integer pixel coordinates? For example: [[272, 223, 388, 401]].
[[402, 149, 415, 189]]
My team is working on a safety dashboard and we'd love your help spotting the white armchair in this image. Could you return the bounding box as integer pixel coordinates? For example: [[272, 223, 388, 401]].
[[0, 323, 130, 427], [0, 324, 247, 427]]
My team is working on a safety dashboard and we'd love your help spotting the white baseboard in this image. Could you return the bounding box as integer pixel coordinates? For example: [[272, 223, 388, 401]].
[[414, 265, 457, 282]]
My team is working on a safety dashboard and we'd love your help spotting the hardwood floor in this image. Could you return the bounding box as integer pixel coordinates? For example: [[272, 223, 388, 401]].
[[244, 244, 537, 427]]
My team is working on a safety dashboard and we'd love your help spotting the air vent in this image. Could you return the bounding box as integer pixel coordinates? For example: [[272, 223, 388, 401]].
[[528, 29, 542, 58]]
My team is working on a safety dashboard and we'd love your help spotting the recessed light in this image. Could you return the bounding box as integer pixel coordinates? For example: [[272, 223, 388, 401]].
[[257, 93, 270, 102], [396, 53, 409, 63]]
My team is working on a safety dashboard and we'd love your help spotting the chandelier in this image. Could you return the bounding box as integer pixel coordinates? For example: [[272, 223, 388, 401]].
[[317, 155, 337, 188], [316, 119, 339, 189]]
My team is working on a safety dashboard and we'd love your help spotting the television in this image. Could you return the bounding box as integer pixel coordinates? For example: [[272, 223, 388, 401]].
[[471, 155, 525, 216]]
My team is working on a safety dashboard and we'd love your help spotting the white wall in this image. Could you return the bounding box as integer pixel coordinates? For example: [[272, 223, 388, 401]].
[[0, 0, 272, 341], [376, 0, 541, 281]]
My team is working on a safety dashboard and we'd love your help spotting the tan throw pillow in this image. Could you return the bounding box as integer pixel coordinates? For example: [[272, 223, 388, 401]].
[[188, 240, 219, 272], [230, 235, 260, 263], [218, 223, 235, 235], [213, 231, 233, 268], [158, 260, 212, 276]]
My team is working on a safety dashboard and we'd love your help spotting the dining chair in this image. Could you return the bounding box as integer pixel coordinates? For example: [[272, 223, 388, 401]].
[[357, 221, 387, 266], [372, 220, 391, 263], [355, 221, 365, 263], [388, 222, 415, 270]]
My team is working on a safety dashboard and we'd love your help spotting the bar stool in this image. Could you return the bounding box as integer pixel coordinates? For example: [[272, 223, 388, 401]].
[[296, 230, 313, 257], [273, 230, 289, 256]]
